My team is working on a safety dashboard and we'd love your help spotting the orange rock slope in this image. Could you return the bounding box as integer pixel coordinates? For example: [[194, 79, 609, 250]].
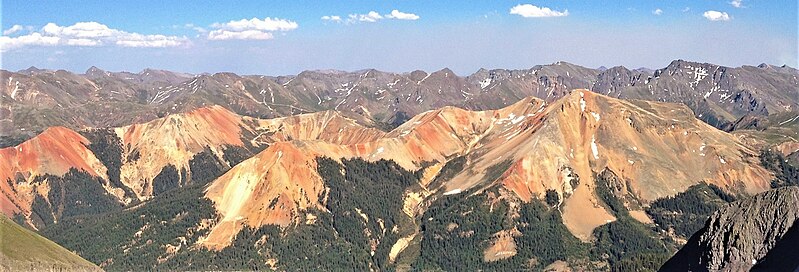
[[201, 89, 774, 248], [114, 105, 250, 199], [0, 89, 774, 248], [0, 127, 108, 216], [0, 104, 386, 223], [443, 90, 773, 240]]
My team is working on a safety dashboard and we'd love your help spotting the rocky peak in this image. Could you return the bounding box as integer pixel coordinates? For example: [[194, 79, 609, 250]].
[[17, 66, 47, 75], [432, 67, 456, 77], [661, 186, 799, 271], [84, 66, 108, 78], [407, 70, 428, 82]]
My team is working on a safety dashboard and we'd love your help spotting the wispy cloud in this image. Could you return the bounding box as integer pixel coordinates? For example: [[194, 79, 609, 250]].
[[510, 4, 569, 18], [730, 0, 744, 8], [323, 10, 420, 24], [682, 7, 691, 13], [703, 10, 731, 21], [653, 9, 663, 15], [0, 22, 188, 51], [321, 15, 342, 23], [183, 23, 207, 33], [350, 11, 383, 23], [3, 25, 27, 35]]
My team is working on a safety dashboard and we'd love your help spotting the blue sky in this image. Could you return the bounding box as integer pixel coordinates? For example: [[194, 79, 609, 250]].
[[2, 0, 796, 75]]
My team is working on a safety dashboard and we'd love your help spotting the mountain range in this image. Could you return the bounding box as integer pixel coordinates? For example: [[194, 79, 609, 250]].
[[1, 60, 798, 271], [3, 60, 797, 143]]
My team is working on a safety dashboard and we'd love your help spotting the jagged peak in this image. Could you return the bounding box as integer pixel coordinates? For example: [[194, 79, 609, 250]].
[[306, 69, 348, 75], [407, 70, 428, 82], [85, 66, 105, 73], [17, 66, 48, 75], [664, 59, 721, 69], [548, 61, 590, 69], [431, 67, 457, 77], [210, 72, 242, 79], [138, 68, 164, 74], [602, 65, 631, 72]]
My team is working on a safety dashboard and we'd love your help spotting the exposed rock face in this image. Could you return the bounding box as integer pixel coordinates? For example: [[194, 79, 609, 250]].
[[200, 90, 773, 248], [0, 87, 778, 250], [0, 127, 109, 216], [114, 105, 251, 199], [660, 186, 799, 272]]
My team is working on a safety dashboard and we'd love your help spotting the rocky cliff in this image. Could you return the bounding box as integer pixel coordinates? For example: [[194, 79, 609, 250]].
[[660, 186, 799, 271]]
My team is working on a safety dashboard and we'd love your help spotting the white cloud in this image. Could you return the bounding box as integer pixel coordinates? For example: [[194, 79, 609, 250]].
[[208, 30, 274, 40], [653, 9, 663, 15], [3, 25, 26, 35], [0, 32, 60, 51], [0, 22, 188, 51], [703, 10, 731, 21], [510, 4, 569, 18], [682, 7, 691, 13], [208, 17, 297, 40], [211, 17, 298, 32], [349, 11, 384, 23], [325, 10, 420, 24], [115, 33, 188, 47], [183, 23, 207, 33], [42, 22, 118, 38], [385, 10, 419, 20], [65, 38, 101, 46], [730, 0, 744, 8], [321, 15, 342, 23]]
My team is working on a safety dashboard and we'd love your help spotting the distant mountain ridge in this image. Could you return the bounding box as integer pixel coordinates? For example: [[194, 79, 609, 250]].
[[2, 60, 797, 142]]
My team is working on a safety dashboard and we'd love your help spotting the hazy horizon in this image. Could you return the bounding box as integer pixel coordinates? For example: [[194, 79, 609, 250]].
[[6, 58, 796, 78]]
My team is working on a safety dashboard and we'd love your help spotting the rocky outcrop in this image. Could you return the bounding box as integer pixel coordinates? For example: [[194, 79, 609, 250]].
[[660, 186, 799, 271]]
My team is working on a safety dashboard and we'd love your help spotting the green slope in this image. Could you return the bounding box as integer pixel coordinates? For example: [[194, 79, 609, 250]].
[[0, 214, 100, 271]]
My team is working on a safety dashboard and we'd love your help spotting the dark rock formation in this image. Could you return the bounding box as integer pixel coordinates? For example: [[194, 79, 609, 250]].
[[660, 186, 799, 271]]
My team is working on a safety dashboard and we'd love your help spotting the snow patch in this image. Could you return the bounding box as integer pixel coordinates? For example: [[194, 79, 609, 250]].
[[687, 66, 708, 87], [591, 136, 599, 159], [590, 112, 601, 121], [10, 80, 20, 100], [479, 77, 492, 89], [579, 92, 587, 111], [443, 188, 462, 196], [779, 114, 799, 126], [417, 73, 432, 84]]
